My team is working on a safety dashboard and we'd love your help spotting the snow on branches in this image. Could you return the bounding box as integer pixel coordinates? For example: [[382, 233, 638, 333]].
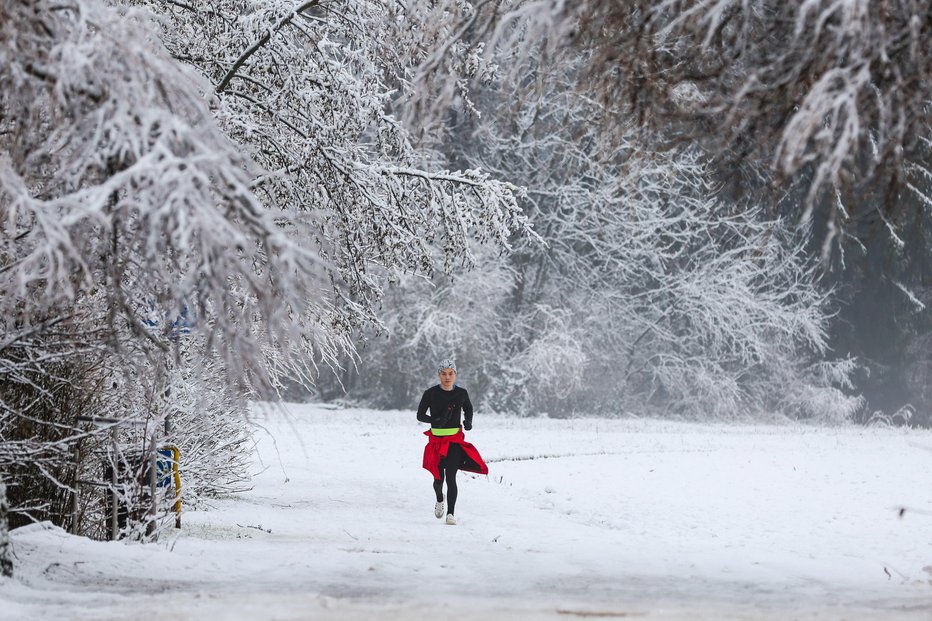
[[410, 0, 932, 255], [125, 0, 532, 323], [332, 49, 861, 421], [1, 0, 535, 534], [1, 0, 346, 391]]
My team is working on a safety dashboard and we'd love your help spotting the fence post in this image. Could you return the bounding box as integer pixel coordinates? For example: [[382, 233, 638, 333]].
[[111, 427, 119, 541], [71, 442, 80, 535], [147, 427, 158, 538]]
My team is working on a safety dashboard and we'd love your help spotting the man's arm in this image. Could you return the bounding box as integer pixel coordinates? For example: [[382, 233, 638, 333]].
[[462, 390, 473, 430], [416, 389, 432, 424]]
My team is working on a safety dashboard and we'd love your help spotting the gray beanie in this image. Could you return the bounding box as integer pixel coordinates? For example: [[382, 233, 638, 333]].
[[437, 359, 456, 373]]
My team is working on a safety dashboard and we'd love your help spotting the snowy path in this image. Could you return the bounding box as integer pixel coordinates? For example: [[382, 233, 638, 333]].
[[4, 403, 932, 620]]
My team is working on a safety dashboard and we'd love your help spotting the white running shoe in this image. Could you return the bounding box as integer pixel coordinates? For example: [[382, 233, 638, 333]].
[[445, 514, 456, 526], [434, 501, 444, 519]]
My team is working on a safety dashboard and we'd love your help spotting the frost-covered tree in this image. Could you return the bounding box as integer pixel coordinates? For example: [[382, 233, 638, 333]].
[[327, 251, 518, 407], [121, 0, 530, 322], [409, 0, 932, 256], [0, 0, 328, 531], [484, 64, 860, 419], [1, 0, 346, 391], [330, 48, 862, 420], [1, 0, 531, 534]]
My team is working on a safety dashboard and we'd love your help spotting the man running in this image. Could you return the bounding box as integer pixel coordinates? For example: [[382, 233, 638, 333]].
[[417, 359, 488, 525]]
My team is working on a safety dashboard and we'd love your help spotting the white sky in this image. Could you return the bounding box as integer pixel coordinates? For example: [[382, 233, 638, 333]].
[[3, 403, 932, 620]]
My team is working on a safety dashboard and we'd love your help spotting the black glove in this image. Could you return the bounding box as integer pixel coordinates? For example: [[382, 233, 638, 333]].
[[463, 420, 472, 431]]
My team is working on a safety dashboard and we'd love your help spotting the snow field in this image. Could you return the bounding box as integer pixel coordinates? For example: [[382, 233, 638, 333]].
[[2, 403, 932, 620]]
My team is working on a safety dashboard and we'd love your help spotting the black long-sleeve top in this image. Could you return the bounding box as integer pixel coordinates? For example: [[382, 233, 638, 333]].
[[416, 385, 473, 430]]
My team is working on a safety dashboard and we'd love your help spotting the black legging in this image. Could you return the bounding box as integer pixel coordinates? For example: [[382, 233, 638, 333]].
[[433, 442, 464, 515]]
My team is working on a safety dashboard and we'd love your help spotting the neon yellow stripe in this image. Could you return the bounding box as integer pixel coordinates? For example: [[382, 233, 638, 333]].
[[431, 427, 460, 436]]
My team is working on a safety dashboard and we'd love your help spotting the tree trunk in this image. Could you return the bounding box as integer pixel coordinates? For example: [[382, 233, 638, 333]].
[[0, 481, 12, 577]]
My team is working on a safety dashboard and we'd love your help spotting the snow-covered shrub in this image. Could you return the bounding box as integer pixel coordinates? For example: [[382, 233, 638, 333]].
[[865, 404, 921, 428], [61, 333, 256, 540], [485, 305, 589, 415], [776, 359, 866, 423], [0, 302, 109, 530], [163, 345, 255, 505]]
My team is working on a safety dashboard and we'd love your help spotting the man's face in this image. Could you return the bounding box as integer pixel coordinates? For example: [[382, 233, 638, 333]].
[[439, 368, 456, 389]]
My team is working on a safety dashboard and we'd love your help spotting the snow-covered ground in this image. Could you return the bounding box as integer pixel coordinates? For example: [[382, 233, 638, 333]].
[[3, 403, 932, 620]]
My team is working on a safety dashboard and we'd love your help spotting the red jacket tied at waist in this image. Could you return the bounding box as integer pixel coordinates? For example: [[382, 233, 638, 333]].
[[422, 429, 488, 480]]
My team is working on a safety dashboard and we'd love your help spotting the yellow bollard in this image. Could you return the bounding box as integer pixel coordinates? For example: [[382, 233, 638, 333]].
[[160, 444, 182, 528]]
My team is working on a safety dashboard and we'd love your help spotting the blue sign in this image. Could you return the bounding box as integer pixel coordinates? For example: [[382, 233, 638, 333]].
[[156, 449, 175, 488], [143, 304, 195, 340]]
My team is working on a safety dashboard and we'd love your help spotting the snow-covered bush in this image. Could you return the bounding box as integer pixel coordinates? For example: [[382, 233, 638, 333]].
[[64, 338, 255, 539], [769, 359, 866, 423], [163, 344, 255, 505], [0, 303, 108, 530]]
